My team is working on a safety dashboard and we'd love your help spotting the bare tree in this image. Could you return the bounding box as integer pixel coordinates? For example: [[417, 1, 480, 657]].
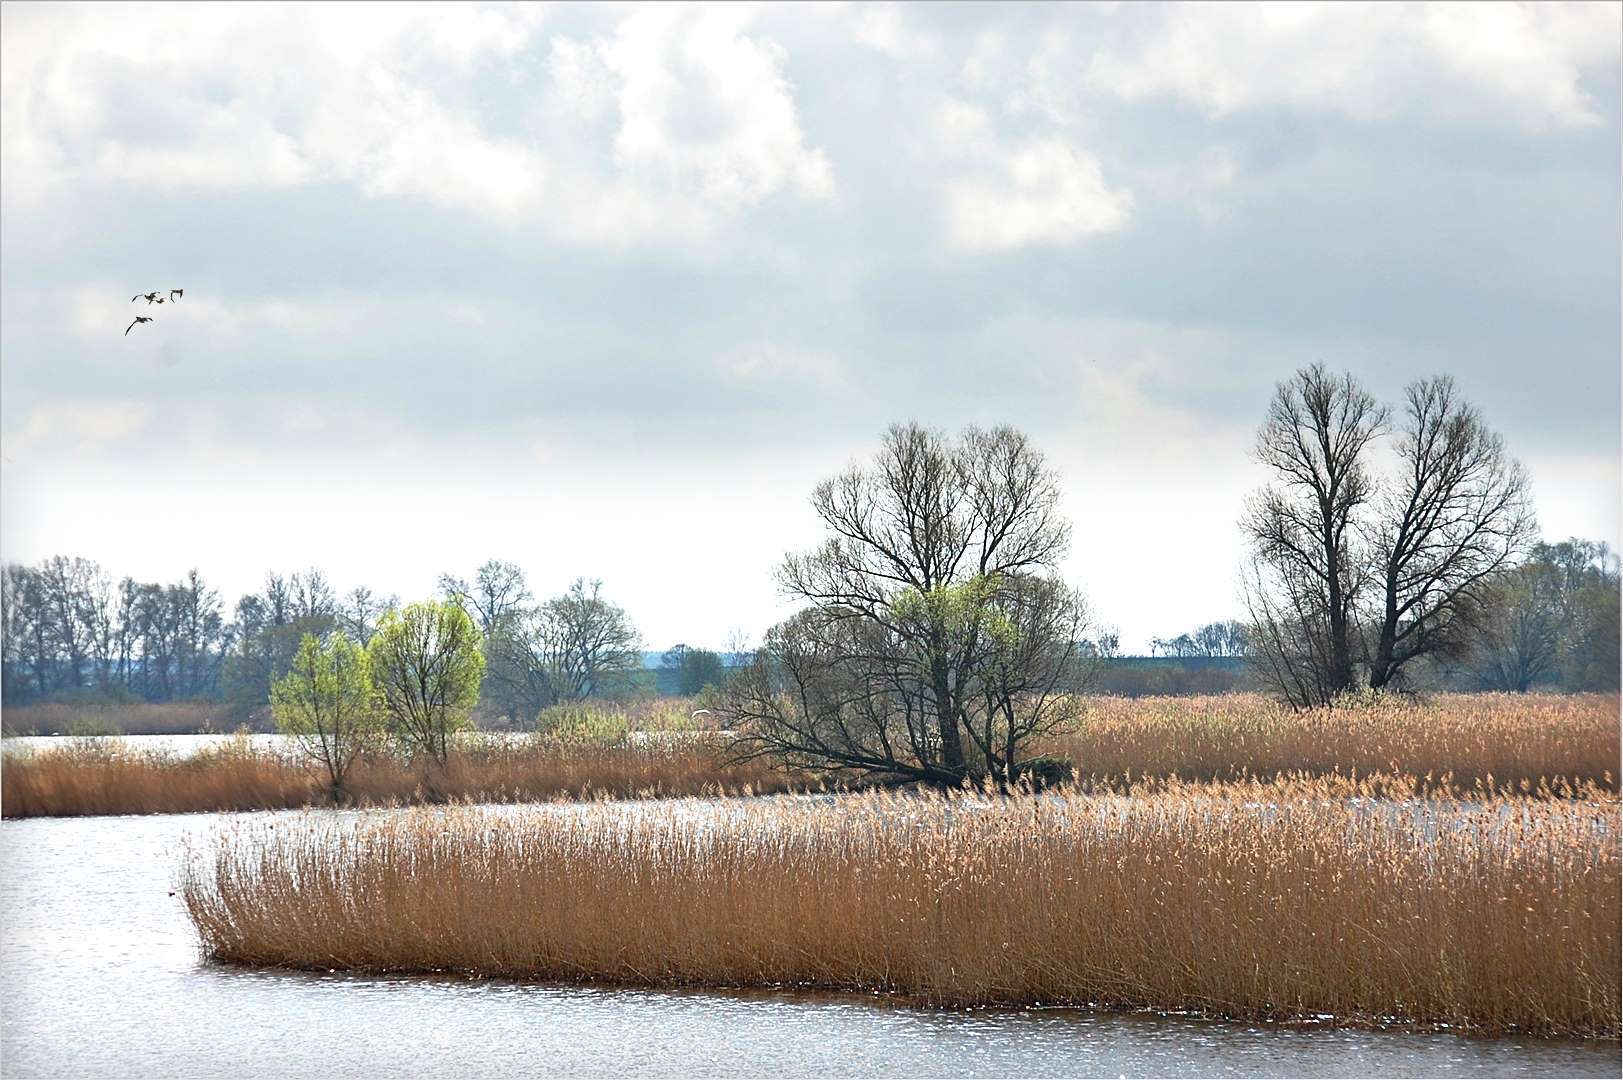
[[1469, 562, 1566, 692], [1469, 539, 1619, 692], [1243, 365, 1387, 704], [439, 559, 531, 639], [1244, 366, 1532, 704], [1085, 627, 1121, 659], [482, 578, 642, 721], [0, 564, 39, 701], [724, 423, 1091, 786], [1366, 377, 1534, 688], [1192, 620, 1249, 658], [535, 578, 642, 700], [290, 569, 338, 624], [339, 585, 397, 644]]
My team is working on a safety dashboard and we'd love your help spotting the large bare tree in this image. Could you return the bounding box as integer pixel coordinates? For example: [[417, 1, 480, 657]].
[[1242, 365, 1387, 704], [1366, 377, 1534, 687], [1243, 366, 1532, 705], [723, 423, 1091, 786]]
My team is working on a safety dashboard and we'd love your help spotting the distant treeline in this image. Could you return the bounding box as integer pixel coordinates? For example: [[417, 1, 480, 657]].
[[0, 559, 645, 721], [2, 538, 1616, 718], [1141, 540, 1620, 697]]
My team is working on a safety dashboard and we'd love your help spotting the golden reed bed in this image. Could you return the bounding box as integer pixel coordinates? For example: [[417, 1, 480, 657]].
[[3, 693, 1617, 818], [0, 737, 794, 818], [1056, 693, 1619, 788], [183, 779, 1621, 1037]]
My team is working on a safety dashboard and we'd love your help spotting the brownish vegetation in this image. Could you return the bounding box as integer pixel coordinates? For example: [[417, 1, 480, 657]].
[[4, 692, 1616, 818], [1055, 692, 1619, 789], [1, 700, 235, 736], [0, 735, 794, 818], [182, 778, 1621, 1037]]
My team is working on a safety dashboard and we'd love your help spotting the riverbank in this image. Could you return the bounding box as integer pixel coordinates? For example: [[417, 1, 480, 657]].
[[5, 693, 1617, 818], [182, 780, 1621, 1038]]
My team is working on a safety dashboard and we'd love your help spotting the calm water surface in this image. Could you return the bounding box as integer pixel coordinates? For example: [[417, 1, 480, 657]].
[[2, 812, 1618, 1079]]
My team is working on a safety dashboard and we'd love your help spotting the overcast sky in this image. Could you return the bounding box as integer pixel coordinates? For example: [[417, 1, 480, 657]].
[[1, 1, 1618, 652]]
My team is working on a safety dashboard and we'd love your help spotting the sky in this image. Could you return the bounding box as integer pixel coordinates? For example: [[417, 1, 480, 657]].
[[1, 1, 1618, 653]]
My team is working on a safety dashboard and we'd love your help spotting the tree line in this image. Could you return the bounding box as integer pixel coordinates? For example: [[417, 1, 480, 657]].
[[0, 559, 647, 722]]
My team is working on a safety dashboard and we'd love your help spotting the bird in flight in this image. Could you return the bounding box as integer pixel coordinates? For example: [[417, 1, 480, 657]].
[[132, 292, 162, 304], [125, 316, 153, 336], [170, 289, 183, 302]]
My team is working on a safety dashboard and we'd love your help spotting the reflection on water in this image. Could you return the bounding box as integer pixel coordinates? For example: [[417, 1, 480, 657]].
[[1, 732, 295, 757], [2, 812, 1618, 1079]]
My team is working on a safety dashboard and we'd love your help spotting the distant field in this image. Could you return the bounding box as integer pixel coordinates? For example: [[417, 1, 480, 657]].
[[2, 692, 1616, 818]]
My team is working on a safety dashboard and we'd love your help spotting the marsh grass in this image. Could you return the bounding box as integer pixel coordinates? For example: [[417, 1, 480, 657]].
[[182, 778, 1621, 1037], [5, 692, 1617, 817], [1057, 693, 1619, 789], [0, 734, 794, 818]]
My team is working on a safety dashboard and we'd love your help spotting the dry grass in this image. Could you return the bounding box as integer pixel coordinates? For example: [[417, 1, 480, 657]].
[[0, 735, 794, 818], [1, 700, 235, 736], [182, 777, 1621, 1037], [1056, 693, 1619, 789], [5, 692, 1616, 817]]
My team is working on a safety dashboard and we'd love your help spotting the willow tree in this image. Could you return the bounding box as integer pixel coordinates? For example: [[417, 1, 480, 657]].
[[368, 601, 485, 764], [270, 632, 382, 800], [722, 423, 1092, 786]]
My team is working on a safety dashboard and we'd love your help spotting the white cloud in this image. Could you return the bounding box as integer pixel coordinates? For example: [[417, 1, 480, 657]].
[[558, 6, 833, 207], [937, 103, 1133, 251], [1086, 1, 1619, 130], [853, 5, 937, 62], [2, 3, 836, 237], [0, 3, 549, 216], [1, 401, 152, 459]]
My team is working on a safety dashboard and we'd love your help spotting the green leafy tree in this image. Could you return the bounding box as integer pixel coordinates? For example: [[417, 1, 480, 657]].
[[270, 632, 383, 799], [368, 601, 485, 764]]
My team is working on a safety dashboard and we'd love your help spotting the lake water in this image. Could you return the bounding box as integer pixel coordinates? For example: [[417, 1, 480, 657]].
[[1, 733, 294, 757], [3, 812, 1618, 1078]]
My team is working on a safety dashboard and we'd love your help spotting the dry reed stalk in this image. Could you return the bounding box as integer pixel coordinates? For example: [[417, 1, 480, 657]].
[[1057, 693, 1619, 789], [183, 779, 1621, 1037], [6, 692, 1617, 817], [0, 738, 794, 818]]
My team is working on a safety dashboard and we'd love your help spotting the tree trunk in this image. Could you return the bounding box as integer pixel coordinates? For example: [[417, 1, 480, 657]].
[[930, 657, 965, 777]]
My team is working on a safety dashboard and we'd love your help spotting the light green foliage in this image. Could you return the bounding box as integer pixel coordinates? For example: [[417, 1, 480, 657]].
[[892, 576, 1019, 657], [270, 632, 383, 795], [368, 601, 485, 764], [535, 697, 708, 748]]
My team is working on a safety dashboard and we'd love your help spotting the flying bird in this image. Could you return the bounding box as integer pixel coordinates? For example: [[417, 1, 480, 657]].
[[125, 316, 153, 336], [169, 289, 183, 302], [132, 292, 161, 304]]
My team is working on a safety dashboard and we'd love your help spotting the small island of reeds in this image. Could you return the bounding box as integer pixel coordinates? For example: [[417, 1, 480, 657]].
[[181, 775, 1620, 1039]]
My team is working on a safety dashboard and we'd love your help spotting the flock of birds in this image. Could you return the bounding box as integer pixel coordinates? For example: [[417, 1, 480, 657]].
[[125, 288, 183, 335]]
